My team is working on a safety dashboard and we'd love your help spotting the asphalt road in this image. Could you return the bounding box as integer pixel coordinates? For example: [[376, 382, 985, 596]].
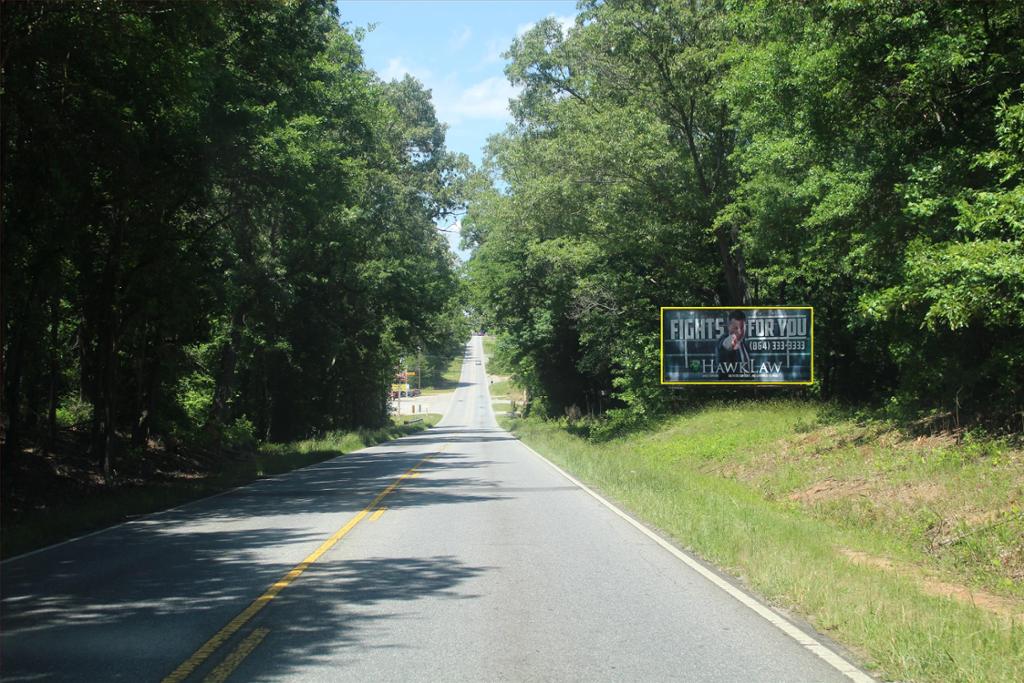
[[1, 336, 870, 681]]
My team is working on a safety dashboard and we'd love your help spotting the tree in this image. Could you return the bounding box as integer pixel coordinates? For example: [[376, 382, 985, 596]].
[[467, 0, 1024, 429], [1, 0, 470, 486]]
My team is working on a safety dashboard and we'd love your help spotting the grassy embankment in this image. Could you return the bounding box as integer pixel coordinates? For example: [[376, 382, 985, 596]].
[[1, 415, 440, 560], [501, 402, 1023, 683], [482, 336, 524, 415], [489, 379, 525, 416], [417, 356, 463, 395]]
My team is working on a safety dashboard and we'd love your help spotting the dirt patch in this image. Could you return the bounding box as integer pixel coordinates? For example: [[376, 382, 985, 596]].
[[903, 433, 960, 452], [839, 548, 1024, 622], [999, 546, 1024, 582], [789, 478, 872, 504], [962, 509, 1005, 526], [791, 425, 844, 453], [876, 480, 946, 506], [789, 477, 947, 509], [841, 549, 897, 571]]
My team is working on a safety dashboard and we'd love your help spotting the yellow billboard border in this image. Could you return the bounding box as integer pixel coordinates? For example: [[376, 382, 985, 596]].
[[659, 306, 814, 386]]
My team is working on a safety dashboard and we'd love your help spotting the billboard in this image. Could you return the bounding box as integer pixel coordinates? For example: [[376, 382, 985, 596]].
[[661, 307, 813, 385]]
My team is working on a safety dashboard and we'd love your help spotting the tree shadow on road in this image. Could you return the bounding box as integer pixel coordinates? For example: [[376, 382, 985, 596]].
[[0, 429, 509, 681], [242, 554, 491, 678]]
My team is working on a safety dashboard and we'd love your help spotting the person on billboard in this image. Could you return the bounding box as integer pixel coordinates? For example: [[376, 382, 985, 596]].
[[717, 310, 751, 373]]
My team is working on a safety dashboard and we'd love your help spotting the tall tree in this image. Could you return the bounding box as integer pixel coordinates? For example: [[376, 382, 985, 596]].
[[467, 0, 1023, 428], [2, 1, 470, 485]]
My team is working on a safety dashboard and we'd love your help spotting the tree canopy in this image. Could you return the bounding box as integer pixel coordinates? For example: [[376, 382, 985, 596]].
[[465, 0, 1023, 431], [2, 0, 469, 480]]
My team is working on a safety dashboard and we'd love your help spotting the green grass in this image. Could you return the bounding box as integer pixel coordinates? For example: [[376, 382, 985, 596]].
[[482, 335, 513, 375], [418, 356, 463, 395], [489, 379, 524, 399], [1, 415, 440, 560], [501, 401, 1023, 683], [490, 377, 525, 417], [391, 414, 443, 427]]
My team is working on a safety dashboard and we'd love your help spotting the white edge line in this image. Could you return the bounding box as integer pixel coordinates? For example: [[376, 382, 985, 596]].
[[1, 428, 439, 566], [513, 436, 875, 683]]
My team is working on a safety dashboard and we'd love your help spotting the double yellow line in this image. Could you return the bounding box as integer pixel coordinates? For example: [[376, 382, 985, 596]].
[[163, 446, 443, 683]]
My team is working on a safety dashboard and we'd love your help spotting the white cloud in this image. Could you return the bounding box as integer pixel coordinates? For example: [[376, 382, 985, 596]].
[[451, 26, 472, 51], [381, 57, 432, 83], [377, 60, 520, 125], [439, 76, 521, 123], [515, 14, 576, 39], [482, 38, 505, 65]]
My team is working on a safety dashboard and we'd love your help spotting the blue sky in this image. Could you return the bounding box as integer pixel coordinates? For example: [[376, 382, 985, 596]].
[[337, 1, 580, 256]]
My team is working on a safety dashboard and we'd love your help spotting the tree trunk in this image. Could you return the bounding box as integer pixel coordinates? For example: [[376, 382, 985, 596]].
[[207, 308, 243, 440], [102, 341, 116, 484], [130, 349, 146, 446], [94, 216, 125, 484], [3, 315, 24, 433], [259, 348, 273, 441], [47, 294, 59, 448], [675, 96, 748, 307], [5, 270, 45, 452], [716, 223, 748, 306], [94, 315, 118, 484], [133, 331, 161, 446]]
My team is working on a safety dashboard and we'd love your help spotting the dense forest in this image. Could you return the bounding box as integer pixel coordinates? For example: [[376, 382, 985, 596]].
[[3, 0, 1023, 495], [465, 0, 1024, 433], [1, 1, 469, 482]]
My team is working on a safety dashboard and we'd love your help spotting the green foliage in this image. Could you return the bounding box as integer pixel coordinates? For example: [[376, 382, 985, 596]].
[[55, 395, 93, 429], [466, 0, 1024, 431], [723, 0, 1024, 423], [223, 416, 258, 451], [483, 334, 516, 375], [1, 1, 468, 474], [864, 240, 1023, 332], [176, 372, 215, 430]]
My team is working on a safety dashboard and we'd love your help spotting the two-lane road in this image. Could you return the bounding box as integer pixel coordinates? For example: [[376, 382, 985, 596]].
[[1, 336, 869, 681]]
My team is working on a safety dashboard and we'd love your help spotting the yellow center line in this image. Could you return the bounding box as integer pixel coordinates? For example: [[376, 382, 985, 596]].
[[369, 506, 388, 522], [202, 628, 270, 683], [162, 445, 444, 683]]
